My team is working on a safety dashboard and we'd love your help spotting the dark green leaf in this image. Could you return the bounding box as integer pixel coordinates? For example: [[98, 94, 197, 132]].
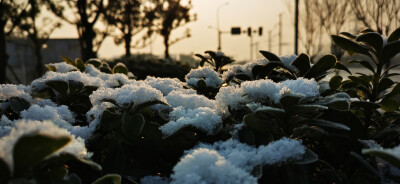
[[388, 26, 400, 43], [92, 174, 121, 184], [363, 149, 400, 169], [99, 109, 122, 130], [86, 59, 102, 68], [304, 55, 337, 79], [377, 78, 394, 93], [61, 56, 75, 66], [235, 73, 251, 81], [259, 50, 281, 61], [0, 158, 10, 183], [293, 149, 318, 165], [9, 97, 30, 113], [356, 32, 383, 53], [350, 151, 379, 176], [380, 98, 398, 112], [243, 114, 270, 133], [45, 80, 69, 95], [333, 62, 351, 74], [122, 112, 145, 140], [75, 58, 86, 72], [252, 65, 264, 78], [331, 35, 370, 56], [348, 60, 375, 73], [305, 119, 350, 131], [291, 53, 310, 75], [238, 126, 256, 146], [13, 134, 71, 176], [325, 100, 350, 111], [329, 76, 343, 90], [382, 40, 400, 64], [351, 101, 380, 110], [280, 94, 303, 110], [197, 79, 207, 88], [339, 32, 357, 39], [112, 63, 129, 75], [205, 50, 217, 58], [45, 64, 57, 72], [360, 28, 375, 34], [134, 100, 168, 111]]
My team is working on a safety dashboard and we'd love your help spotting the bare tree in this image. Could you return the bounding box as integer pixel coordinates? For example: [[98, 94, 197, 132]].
[[146, 0, 195, 59], [48, 0, 108, 61], [18, 0, 61, 78], [105, 0, 145, 57], [350, 0, 400, 35], [313, 0, 351, 60], [0, 0, 29, 83], [300, 0, 322, 56]]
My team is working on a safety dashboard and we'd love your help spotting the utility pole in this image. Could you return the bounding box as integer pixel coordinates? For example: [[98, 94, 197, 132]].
[[268, 30, 272, 52], [217, 2, 229, 51], [279, 13, 283, 55], [249, 27, 253, 60], [294, 0, 299, 55]]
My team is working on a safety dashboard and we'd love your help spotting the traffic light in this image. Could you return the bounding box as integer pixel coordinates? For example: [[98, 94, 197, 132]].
[[248, 27, 252, 36], [259, 27, 263, 36], [231, 27, 241, 35]]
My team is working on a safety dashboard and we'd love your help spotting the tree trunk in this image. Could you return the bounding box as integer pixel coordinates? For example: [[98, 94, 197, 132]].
[[164, 34, 170, 59], [124, 32, 132, 57], [80, 24, 97, 61], [0, 25, 9, 84], [33, 39, 44, 78]]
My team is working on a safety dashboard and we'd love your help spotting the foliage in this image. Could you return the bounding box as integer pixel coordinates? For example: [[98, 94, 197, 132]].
[[2, 28, 400, 183]]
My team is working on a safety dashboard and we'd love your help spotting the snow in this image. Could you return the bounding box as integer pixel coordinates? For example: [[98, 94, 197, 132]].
[[31, 71, 104, 90], [241, 78, 319, 103], [165, 90, 216, 110], [215, 85, 249, 115], [0, 84, 33, 103], [171, 137, 306, 184], [141, 176, 170, 184], [171, 148, 257, 184], [222, 59, 269, 82], [0, 120, 88, 172], [90, 83, 166, 107], [186, 67, 223, 88], [84, 64, 131, 87], [144, 76, 185, 95], [159, 107, 222, 137], [48, 62, 77, 73]]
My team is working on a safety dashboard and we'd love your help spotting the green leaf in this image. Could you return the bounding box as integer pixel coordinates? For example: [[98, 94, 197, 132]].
[[252, 65, 264, 78], [356, 32, 383, 53], [45, 64, 57, 72], [92, 174, 121, 184], [377, 78, 394, 93], [292, 104, 328, 114], [363, 149, 400, 169], [9, 97, 30, 113], [45, 80, 69, 95], [350, 151, 379, 176], [86, 59, 102, 68], [259, 50, 281, 61], [305, 119, 350, 131], [122, 112, 145, 140], [304, 55, 337, 79], [388, 26, 400, 43], [238, 126, 256, 146], [382, 40, 400, 64], [0, 158, 10, 183], [13, 134, 71, 176], [360, 28, 375, 34], [99, 109, 122, 130], [61, 56, 75, 66], [197, 79, 207, 88], [380, 98, 398, 112], [291, 53, 310, 75], [112, 63, 128, 75], [75, 58, 86, 72], [331, 35, 370, 56], [333, 62, 351, 74], [329, 76, 343, 90]]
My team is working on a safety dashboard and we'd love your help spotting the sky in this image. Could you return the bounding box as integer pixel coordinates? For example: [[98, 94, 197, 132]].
[[51, 0, 295, 61]]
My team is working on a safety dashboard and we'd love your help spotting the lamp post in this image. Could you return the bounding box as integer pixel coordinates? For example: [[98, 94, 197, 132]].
[[217, 2, 229, 51]]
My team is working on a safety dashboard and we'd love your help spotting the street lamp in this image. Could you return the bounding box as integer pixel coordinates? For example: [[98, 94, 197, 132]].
[[217, 2, 229, 51]]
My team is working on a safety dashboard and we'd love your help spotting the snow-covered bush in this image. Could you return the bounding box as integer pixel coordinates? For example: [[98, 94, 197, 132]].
[[2, 27, 400, 183]]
